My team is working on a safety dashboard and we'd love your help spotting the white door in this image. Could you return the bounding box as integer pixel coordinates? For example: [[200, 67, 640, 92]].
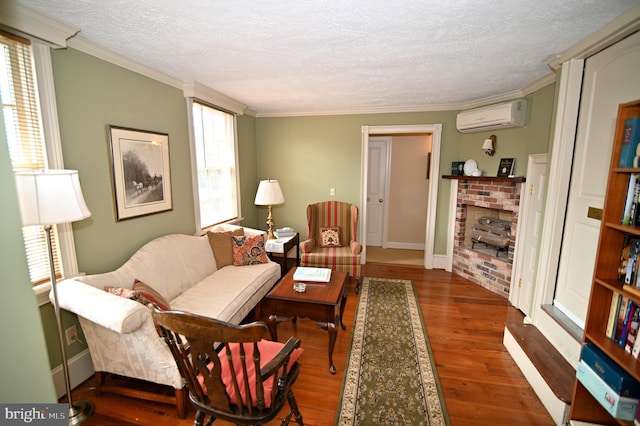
[[367, 137, 390, 247], [513, 154, 547, 316], [554, 31, 640, 326]]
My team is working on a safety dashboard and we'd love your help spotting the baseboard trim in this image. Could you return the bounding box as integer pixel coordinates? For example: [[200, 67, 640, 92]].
[[51, 349, 94, 399], [431, 255, 448, 270], [385, 242, 425, 250]]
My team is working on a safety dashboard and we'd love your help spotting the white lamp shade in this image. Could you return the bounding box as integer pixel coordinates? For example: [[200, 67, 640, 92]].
[[254, 179, 285, 205], [482, 139, 494, 150], [14, 170, 91, 226]]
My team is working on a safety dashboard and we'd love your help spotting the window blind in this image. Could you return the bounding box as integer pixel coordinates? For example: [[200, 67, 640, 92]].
[[192, 101, 239, 229], [1, 31, 62, 284]]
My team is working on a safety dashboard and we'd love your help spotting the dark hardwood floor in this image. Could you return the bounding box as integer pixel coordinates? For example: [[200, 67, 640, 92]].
[[67, 264, 554, 425]]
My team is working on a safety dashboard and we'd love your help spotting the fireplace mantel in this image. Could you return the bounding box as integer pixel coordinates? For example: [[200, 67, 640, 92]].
[[442, 175, 526, 183]]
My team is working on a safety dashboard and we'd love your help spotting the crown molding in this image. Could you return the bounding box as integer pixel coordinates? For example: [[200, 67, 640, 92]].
[[0, 2, 78, 48], [67, 36, 183, 89], [255, 74, 558, 118], [183, 81, 247, 115], [547, 4, 640, 70], [255, 102, 464, 118]]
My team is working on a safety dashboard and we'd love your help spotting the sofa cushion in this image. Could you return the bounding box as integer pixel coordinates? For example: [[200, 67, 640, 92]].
[[170, 261, 279, 325], [320, 226, 341, 247], [232, 234, 269, 266], [197, 340, 303, 408], [207, 228, 244, 268]]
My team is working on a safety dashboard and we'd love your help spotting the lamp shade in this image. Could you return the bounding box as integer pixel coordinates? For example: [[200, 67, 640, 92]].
[[254, 179, 285, 205], [482, 138, 494, 151], [14, 170, 91, 226]]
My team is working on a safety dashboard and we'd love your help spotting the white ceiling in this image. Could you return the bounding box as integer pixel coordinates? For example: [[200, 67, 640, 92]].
[[12, 0, 640, 116]]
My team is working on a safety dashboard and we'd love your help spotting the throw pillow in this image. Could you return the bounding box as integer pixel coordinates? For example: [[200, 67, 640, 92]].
[[105, 282, 171, 311], [133, 279, 171, 311], [232, 234, 269, 266], [104, 286, 138, 299], [320, 227, 341, 247], [207, 228, 245, 268]]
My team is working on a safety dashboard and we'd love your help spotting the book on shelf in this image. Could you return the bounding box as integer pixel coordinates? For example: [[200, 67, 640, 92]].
[[607, 292, 623, 339], [615, 297, 631, 344], [626, 306, 640, 354], [624, 174, 639, 225], [619, 117, 640, 168], [580, 343, 640, 397], [618, 300, 635, 348], [576, 360, 640, 421], [618, 236, 640, 285], [292, 267, 332, 282]]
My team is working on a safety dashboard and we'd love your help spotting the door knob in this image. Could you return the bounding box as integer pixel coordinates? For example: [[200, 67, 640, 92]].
[[379, 198, 384, 203]]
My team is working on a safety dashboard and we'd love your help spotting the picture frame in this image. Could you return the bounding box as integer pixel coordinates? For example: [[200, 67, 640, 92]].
[[108, 125, 172, 221], [451, 161, 465, 176], [497, 158, 515, 177]]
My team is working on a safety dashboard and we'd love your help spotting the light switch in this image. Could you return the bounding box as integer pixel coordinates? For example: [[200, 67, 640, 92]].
[[330, 188, 335, 196]]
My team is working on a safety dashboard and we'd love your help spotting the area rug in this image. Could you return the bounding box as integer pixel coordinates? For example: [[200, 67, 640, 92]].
[[336, 277, 449, 426]]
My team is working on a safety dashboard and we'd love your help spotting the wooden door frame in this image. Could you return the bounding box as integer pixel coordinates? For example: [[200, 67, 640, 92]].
[[360, 124, 442, 268]]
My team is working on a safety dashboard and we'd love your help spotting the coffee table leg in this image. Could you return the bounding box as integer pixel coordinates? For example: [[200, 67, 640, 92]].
[[316, 317, 339, 374], [327, 321, 337, 374], [339, 291, 347, 330], [267, 314, 279, 341]]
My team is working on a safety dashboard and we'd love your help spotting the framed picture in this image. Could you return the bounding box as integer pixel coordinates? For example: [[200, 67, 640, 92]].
[[108, 125, 172, 221], [497, 158, 515, 177], [451, 161, 465, 176]]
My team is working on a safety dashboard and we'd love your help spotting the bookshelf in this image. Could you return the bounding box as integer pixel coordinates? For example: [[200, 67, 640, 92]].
[[569, 99, 640, 425]]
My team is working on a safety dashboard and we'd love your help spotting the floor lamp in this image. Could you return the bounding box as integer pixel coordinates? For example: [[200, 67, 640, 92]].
[[14, 170, 94, 425], [254, 179, 285, 240]]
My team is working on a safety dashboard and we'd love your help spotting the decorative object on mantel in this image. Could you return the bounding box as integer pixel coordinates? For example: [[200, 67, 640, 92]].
[[254, 179, 285, 240], [451, 161, 465, 176], [463, 159, 478, 176], [482, 135, 496, 156], [14, 170, 94, 425], [497, 158, 516, 177]]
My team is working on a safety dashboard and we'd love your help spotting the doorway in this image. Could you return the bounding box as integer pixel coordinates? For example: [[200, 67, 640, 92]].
[[360, 124, 442, 268]]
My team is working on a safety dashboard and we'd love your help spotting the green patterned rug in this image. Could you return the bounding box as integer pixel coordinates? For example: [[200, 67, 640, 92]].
[[336, 277, 450, 425]]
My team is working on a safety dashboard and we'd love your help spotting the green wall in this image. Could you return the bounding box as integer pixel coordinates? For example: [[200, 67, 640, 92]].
[[3, 45, 556, 383], [254, 84, 556, 254], [0, 105, 57, 402]]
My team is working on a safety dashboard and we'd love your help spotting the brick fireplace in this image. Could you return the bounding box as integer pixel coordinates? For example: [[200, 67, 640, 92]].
[[448, 176, 525, 299]]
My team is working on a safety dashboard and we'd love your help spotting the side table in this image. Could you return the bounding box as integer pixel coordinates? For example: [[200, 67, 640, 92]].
[[265, 233, 300, 276]]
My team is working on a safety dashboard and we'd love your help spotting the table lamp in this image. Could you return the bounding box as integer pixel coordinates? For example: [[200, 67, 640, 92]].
[[14, 169, 94, 425], [254, 179, 285, 240]]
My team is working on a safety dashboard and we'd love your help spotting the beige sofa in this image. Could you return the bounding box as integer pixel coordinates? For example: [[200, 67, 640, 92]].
[[54, 224, 280, 417]]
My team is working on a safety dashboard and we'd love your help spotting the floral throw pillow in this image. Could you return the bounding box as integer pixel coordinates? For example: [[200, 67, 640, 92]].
[[104, 280, 171, 311], [232, 234, 269, 266], [320, 227, 341, 247]]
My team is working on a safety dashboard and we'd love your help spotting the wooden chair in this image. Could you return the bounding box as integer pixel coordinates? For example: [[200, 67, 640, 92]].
[[151, 307, 304, 425]]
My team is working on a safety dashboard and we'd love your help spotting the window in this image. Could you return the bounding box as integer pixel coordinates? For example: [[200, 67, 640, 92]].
[[190, 100, 240, 232], [1, 31, 78, 297]]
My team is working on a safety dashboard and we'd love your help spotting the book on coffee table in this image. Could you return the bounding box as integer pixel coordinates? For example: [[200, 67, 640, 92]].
[[293, 267, 332, 282]]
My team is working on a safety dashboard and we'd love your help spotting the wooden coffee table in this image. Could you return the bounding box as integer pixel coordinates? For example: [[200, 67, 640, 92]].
[[260, 267, 348, 374]]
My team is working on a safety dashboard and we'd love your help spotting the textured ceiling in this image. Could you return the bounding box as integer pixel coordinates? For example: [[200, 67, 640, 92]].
[[13, 0, 640, 115]]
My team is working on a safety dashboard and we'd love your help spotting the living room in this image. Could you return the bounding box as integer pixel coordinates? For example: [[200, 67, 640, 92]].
[[2, 2, 640, 425]]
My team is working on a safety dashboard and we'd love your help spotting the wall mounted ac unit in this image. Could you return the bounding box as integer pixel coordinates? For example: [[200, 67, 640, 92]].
[[456, 99, 528, 133]]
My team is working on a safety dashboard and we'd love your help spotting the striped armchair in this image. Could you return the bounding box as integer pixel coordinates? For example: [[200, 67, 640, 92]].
[[299, 201, 362, 279]]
